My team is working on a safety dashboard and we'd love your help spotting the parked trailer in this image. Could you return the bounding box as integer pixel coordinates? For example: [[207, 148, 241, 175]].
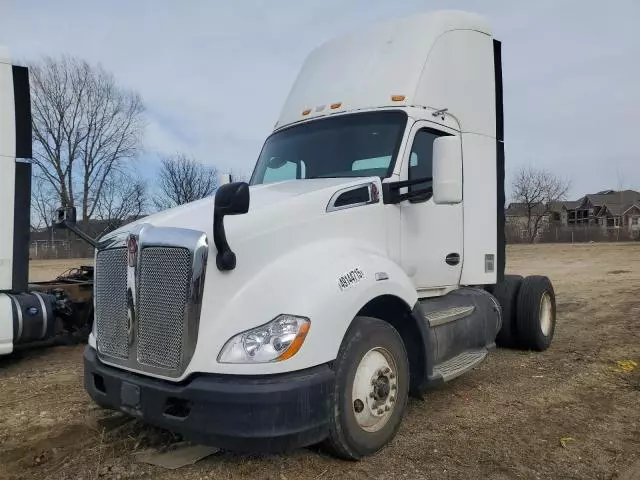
[[81, 10, 556, 459], [0, 48, 94, 356]]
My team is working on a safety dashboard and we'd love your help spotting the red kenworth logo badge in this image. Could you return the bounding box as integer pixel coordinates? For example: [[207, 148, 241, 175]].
[[127, 234, 138, 267]]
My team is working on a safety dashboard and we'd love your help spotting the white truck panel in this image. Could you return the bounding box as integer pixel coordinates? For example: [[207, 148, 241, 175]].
[[0, 294, 14, 354], [190, 241, 418, 376], [460, 133, 498, 285], [414, 29, 496, 138], [0, 51, 15, 291]]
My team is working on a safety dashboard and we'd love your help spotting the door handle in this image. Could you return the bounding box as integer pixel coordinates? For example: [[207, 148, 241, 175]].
[[445, 253, 460, 266]]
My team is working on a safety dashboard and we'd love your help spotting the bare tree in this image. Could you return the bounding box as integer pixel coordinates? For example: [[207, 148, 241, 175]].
[[155, 153, 218, 209], [93, 171, 147, 236], [31, 173, 58, 230], [511, 166, 570, 243], [29, 56, 145, 226]]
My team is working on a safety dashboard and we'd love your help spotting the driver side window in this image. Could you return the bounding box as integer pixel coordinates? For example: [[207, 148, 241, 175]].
[[408, 129, 444, 201]]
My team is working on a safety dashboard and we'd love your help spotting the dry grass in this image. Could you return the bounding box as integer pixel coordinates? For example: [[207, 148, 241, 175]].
[[1, 244, 639, 479]]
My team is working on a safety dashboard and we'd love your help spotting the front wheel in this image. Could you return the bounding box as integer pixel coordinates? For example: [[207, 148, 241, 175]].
[[323, 316, 409, 460]]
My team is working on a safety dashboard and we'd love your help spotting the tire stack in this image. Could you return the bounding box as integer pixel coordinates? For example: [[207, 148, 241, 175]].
[[493, 275, 556, 351]]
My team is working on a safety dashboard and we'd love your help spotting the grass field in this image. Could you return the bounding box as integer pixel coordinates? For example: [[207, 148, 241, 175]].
[[2, 244, 639, 479]]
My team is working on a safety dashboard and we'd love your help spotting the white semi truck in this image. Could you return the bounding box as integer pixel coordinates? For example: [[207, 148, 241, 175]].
[[82, 10, 557, 459]]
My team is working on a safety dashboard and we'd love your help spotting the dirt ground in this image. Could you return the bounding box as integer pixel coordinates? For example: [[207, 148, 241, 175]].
[[2, 244, 639, 480], [28, 259, 94, 283]]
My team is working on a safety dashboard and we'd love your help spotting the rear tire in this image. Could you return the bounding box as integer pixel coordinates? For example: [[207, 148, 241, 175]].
[[323, 316, 409, 460], [516, 276, 556, 351], [493, 275, 523, 348]]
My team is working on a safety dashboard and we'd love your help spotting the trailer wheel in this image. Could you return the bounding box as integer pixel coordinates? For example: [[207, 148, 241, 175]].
[[323, 316, 409, 460], [493, 275, 523, 348], [516, 276, 556, 351]]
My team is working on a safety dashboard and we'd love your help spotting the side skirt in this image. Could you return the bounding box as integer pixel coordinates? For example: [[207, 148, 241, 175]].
[[413, 287, 501, 392]]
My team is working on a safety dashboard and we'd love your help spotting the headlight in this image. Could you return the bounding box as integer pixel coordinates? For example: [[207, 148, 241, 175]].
[[218, 315, 310, 363]]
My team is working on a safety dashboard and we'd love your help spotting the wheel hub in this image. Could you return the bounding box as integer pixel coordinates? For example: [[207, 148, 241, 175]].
[[539, 291, 553, 336], [351, 348, 398, 432], [373, 375, 390, 401]]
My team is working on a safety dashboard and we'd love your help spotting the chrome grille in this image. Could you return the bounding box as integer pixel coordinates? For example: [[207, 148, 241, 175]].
[[95, 248, 128, 359], [136, 247, 191, 370]]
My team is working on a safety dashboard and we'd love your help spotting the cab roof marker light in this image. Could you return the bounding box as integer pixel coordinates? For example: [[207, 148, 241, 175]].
[[302, 109, 311, 116], [330, 102, 342, 110], [315, 105, 326, 112], [391, 95, 406, 102]]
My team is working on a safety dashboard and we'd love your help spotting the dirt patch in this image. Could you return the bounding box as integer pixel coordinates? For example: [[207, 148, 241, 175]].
[[2, 245, 639, 479], [28, 258, 93, 282]]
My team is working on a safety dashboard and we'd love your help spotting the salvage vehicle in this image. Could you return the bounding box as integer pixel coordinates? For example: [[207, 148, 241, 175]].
[[82, 10, 557, 459], [0, 48, 94, 356]]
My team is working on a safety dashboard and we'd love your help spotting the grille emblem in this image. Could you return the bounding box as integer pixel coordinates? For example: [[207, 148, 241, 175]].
[[127, 234, 138, 267], [126, 233, 139, 346]]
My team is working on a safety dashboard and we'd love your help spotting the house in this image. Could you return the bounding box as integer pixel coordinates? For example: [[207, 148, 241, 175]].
[[556, 190, 640, 236], [505, 189, 640, 241], [547, 201, 580, 225], [505, 202, 555, 240]]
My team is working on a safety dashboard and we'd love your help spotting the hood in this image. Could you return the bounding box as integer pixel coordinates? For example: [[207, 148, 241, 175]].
[[94, 176, 390, 380], [112, 177, 378, 236]]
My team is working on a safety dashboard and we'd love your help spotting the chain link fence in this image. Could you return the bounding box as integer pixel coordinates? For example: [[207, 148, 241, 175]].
[[29, 239, 95, 260], [506, 224, 640, 244]]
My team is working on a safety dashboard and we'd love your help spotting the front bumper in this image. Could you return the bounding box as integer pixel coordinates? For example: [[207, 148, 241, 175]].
[[84, 346, 335, 452]]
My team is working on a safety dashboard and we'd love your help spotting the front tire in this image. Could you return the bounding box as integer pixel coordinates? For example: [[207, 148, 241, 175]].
[[516, 275, 556, 351], [323, 316, 409, 460]]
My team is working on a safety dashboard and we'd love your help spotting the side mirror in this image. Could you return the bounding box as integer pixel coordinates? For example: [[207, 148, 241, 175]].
[[54, 206, 77, 227], [213, 182, 250, 271], [215, 182, 250, 216], [432, 136, 462, 204], [52, 205, 98, 248]]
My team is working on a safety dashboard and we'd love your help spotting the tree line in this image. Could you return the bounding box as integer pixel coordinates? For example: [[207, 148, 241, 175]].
[[29, 55, 240, 235]]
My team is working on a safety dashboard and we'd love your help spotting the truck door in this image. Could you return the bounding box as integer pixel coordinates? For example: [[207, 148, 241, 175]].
[[399, 121, 463, 291]]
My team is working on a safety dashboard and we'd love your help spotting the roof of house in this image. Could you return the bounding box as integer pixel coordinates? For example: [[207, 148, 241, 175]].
[[600, 202, 640, 216], [623, 204, 640, 215], [505, 202, 547, 216], [601, 204, 625, 216], [548, 201, 580, 212], [582, 190, 640, 208]]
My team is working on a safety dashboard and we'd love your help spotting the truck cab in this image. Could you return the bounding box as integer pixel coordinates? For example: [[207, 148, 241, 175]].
[[84, 10, 557, 459]]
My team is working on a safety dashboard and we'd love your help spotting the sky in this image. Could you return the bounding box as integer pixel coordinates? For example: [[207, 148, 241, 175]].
[[2, 0, 639, 198]]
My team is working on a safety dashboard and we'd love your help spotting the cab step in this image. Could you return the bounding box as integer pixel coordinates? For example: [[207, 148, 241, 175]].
[[424, 305, 475, 327], [433, 349, 488, 382]]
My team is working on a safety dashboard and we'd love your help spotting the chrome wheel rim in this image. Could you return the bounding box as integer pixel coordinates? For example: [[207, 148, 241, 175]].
[[540, 292, 553, 336], [351, 347, 398, 432]]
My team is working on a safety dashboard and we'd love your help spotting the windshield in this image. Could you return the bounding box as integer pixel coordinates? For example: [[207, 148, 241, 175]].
[[250, 111, 407, 185]]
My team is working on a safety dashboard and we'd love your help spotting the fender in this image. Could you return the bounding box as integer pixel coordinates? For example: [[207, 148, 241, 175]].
[[187, 238, 418, 377]]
